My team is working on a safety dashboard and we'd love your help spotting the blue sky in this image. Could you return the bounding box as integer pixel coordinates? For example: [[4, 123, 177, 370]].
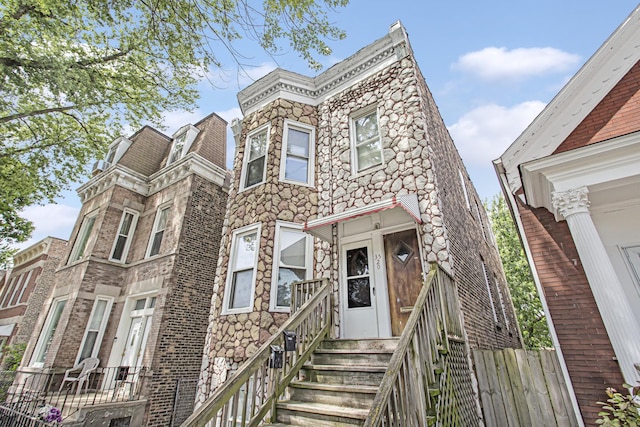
[[15, 0, 639, 251]]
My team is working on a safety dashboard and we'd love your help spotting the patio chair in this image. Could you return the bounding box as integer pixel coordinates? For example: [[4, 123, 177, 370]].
[[58, 357, 99, 395]]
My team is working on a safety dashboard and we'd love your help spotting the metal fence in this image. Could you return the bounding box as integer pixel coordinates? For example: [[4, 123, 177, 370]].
[[0, 366, 147, 423], [171, 378, 198, 426]]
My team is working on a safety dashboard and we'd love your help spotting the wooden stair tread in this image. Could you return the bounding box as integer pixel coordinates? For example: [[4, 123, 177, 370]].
[[277, 401, 369, 419], [289, 381, 379, 393], [304, 363, 388, 372]]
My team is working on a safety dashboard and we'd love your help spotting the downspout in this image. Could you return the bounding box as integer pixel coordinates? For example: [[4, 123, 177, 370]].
[[493, 159, 584, 427]]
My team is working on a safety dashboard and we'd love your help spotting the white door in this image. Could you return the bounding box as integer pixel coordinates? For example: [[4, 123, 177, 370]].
[[341, 240, 380, 338], [121, 317, 143, 367]]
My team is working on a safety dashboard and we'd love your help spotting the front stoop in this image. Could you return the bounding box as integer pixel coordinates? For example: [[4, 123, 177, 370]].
[[263, 338, 398, 427]]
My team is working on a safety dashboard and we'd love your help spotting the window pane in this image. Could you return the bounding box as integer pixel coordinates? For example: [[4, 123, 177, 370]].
[[149, 230, 164, 256], [277, 267, 305, 307], [157, 208, 169, 231], [248, 131, 267, 161], [112, 236, 127, 260], [280, 230, 306, 267], [89, 300, 107, 330], [234, 232, 257, 270], [79, 331, 98, 361], [357, 141, 382, 171], [134, 298, 146, 310], [35, 300, 67, 364], [284, 157, 308, 183], [355, 113, 378, 143], [72, 216, 96, 261], [230, 270, 253, 309], [287, 129, 309, 157], [348, 278, 372, 308], [245, 158, 265, 187], [346, 248, 369, 277], [120, 213, 134, 235]]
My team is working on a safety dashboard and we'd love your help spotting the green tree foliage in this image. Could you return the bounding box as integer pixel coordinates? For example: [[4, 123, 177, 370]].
[[487, 194, 552, 349], [0, 0, 347, 251]]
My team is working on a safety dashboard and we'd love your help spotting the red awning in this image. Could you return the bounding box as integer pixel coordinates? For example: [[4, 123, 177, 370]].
[[303, 194, 421, 241]]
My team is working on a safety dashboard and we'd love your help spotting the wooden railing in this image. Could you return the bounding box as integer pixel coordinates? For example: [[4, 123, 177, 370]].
[[182, 278, 331, 427], [363, 265, 448, 427]]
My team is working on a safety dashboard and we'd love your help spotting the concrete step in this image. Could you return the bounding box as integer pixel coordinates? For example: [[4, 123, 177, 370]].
[[276, 401, 368, 426], [288, 381, 379, 409]]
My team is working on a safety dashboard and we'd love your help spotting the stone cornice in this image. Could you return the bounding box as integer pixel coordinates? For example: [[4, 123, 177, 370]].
[[78, 153, 229, 202], [237, 21, 410, 116], [13, 237, 58, 268]]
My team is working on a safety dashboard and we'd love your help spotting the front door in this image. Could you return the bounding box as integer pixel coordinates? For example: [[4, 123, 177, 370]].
[[384, 229, 423, 336], [341, 240, 380, 338]]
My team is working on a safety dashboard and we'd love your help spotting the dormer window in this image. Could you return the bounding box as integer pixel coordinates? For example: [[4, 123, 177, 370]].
[[168, 125, 200, 165], [105, 136, 133, 166]]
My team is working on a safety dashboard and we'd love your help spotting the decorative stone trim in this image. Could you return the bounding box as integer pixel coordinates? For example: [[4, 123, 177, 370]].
[[551, 187, 590, 219], [78, 153, 228, 202]]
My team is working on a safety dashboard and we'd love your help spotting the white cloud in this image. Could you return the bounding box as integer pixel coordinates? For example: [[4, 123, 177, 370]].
[[452, 47, 580, 81], [449, 101, 546, 166]]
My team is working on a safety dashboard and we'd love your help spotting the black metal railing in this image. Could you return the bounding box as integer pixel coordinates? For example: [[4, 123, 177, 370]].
[[0, 365, 148, 423]]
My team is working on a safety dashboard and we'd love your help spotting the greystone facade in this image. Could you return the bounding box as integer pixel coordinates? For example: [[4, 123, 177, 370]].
[[196, 21, 520, 405], [18, 113, 229, 426]]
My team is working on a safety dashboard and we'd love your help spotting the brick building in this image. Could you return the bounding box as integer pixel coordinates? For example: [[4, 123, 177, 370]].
[[196, 21, 521, 409], [495, 5, 640, 424], [0, 237, 66, 364], [16, 113, 229, 426]]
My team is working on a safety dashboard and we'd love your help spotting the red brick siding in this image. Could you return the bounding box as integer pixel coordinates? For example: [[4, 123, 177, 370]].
[[517, 201, 623, 424], [556, 61, 640, 153]]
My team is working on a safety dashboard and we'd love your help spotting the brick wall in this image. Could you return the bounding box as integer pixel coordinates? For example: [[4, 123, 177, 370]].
[[191, 113, 228, 170], [413, 57, 520, 350], [120, 127, 172, 176], [143, 175, 228, 426], [517, 200, 623, 424], [556, 61, 640, 153]]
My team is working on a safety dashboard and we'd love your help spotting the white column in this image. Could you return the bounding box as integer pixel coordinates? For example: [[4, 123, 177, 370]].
[[552, 186, 640, 384]]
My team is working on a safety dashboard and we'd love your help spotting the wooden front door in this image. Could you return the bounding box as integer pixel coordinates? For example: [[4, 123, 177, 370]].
[[384, 229, 423, 336]]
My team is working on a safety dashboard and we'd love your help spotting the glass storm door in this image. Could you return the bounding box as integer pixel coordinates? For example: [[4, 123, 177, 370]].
[[341, 240, 379, 338]]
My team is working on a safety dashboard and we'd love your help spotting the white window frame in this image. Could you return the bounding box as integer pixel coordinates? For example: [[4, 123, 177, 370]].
[[76, 296, 113, 364], [279, 120, 315, 186], [146, 204, 171, 258], [31, 297, 68, 368], [351, 108, 384, 174], [222, 223, 261, 315], [109, 209, 139, 263], [481, 261, 499, 324], [270, 222, 313, 312], [167, 125, 199, 166], [459, 169, 471, 211], [0, 276, 16, 307], [14, 270, 33, 306], [240, 125, 270, 191], [68, 210, 99, 264]]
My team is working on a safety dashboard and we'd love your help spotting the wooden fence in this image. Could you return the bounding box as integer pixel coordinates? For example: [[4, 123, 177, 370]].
[[473, 348, 579, 427]]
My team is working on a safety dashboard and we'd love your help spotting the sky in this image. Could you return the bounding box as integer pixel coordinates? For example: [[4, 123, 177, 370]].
[[14, 0, 639, 252]]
